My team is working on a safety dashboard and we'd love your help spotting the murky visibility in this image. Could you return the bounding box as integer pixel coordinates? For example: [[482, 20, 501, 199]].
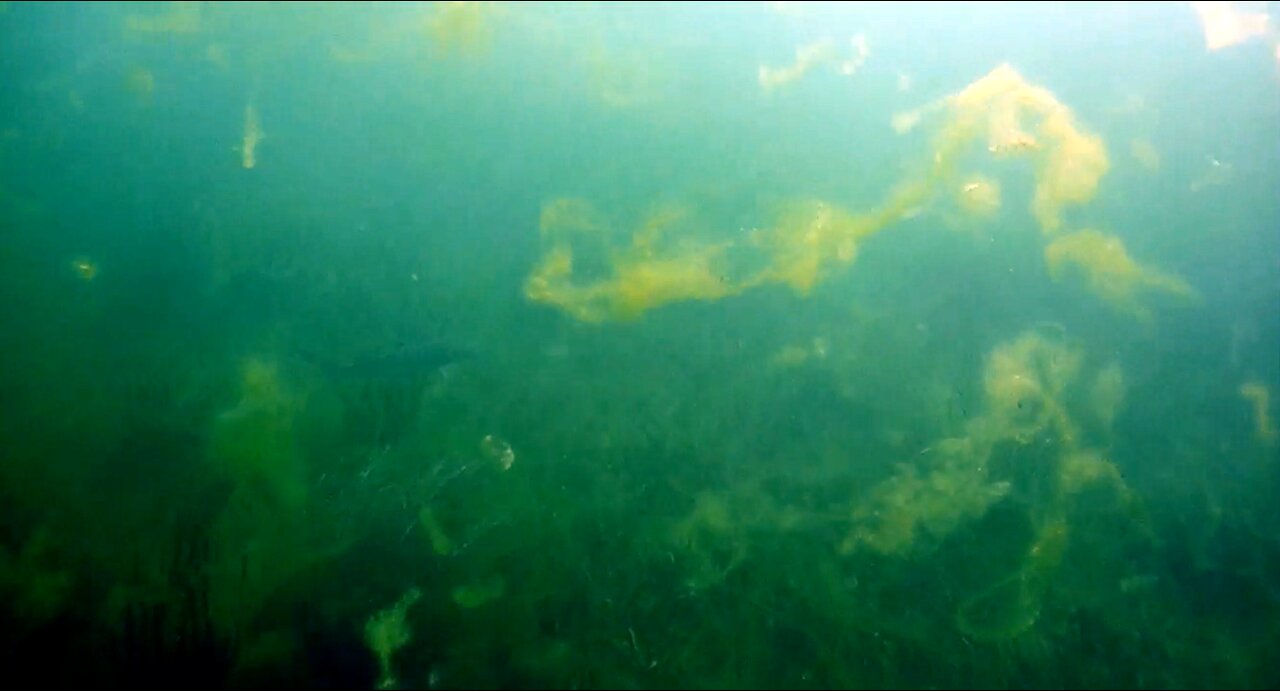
[[0, 2, 1277, 688]]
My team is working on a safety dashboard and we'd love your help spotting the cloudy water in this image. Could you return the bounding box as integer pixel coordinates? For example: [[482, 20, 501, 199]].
[[0, 2, 1277, 688]]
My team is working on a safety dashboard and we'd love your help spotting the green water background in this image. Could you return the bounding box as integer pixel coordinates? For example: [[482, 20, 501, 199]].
[[1, 2, 1277, 688]]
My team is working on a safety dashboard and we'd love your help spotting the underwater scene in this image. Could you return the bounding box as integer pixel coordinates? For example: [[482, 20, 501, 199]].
[[1, 1, 1278, 688]]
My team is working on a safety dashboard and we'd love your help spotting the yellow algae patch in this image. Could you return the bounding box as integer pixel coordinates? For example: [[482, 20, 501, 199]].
[[525, 193, 910, 321], [957, 175, 1001, 217], [241, 105, 263, 170], [1044, 230, 1196, 320], [751, 198, 878, 294], [1057, 449, 1126, 496], [526, 200, 743, 322], [982, 330, 1081, 444], [610, 245, 738, 318], [124, 67, 156, 101], [211, 356, 307, 510], [844, 328, 1136, 636], [759, 38, 835, 91], [841, 455, 1011, 556], [1032, 109, 1109, 234], [769, 337, 828, 369], [424, 1, 496, 59], [844, 329, 1105, 558], [540, 197, 607, 239], [760, 34, 869, 92], [1240, 381, 1279, 444], [525, 246, 581, 312], [124, 1, 201, 35], [929, 64, 1109, 234], [528, 64, 1116, 323], [770, 344, 813, 369]]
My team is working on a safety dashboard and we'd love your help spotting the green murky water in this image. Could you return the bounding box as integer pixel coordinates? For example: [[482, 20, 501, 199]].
[[1, 2, 1277, 688]]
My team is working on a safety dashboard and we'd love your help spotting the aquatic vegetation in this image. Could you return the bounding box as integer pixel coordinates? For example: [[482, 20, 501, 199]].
[[956, 518, 1068, 640], [1056, 448, 1127, 497], [956, 175, 1001, 217], [750, 198, 877, 294], [925, 63, 1110, 235], [452, 575, 505, 608], [607, 242, 740, 320], [527, 64, 1145, 323], [124, 67, 156, 102], [3, 4, 1274, 686], [768, 337, 829, 369], [423, 1, 495, 59], [1044, 230, 1197, 321], [1239, 380, 1279, 444], [669, 491, 749, 591], [241, 105, 263, 170], [0, 528, 72, 629], [539, 197, 607, 239], [365, 587, 422, 690], [526, 200, 745, 322], [843, 327, 1132, 611], [526, 194, 902, 320], [206, 479, 335, 645], [419, 505, 455, 556], [1028, 105, 1109, 234], [210, 356, 306, 510], [668, 487, 810, 592], [123, 1, 201, 35], [981, 330, 1081, 444], [841, 451, 1011, 556], [758, 34, 868, 92]]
